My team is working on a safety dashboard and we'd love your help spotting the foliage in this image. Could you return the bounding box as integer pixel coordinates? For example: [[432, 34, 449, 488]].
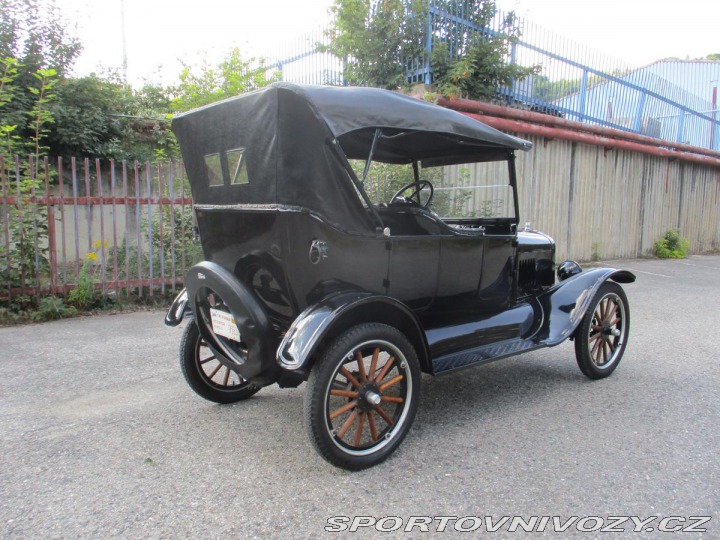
[[0, 0, 81, 143], [0, 57, 56, 305], [31, 295, 76, 321], [170, 48, 281, 112], [428, 4, 538, 101], [325, 0, 538, 100], [654, 229, 689, 259], [591, 241, 601, 262], [68, 251, 99, 310], [47, 75, 176, 161], [324, 0, 427, 89]]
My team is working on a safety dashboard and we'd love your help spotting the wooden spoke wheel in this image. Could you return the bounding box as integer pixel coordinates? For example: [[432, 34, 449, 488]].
[[180, 322, 260, 403], [574, 282, 630, 379], [304, 323, 420, 470]]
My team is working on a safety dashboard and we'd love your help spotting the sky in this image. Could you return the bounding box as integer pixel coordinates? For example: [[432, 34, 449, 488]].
[[58, 0, 720, 87]]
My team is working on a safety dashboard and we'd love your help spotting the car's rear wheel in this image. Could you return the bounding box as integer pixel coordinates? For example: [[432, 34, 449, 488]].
[[180, 322, 260, 403], [574, 282, 630, 379], [304, 323, 421, 470]]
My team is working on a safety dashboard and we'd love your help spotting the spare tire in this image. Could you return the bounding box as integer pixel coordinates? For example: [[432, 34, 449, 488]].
[[185, 261, 279, 385]]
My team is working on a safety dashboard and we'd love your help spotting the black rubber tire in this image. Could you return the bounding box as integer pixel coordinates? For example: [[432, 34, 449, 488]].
[[180, 322, 260, 404], [574, 281, 630, 380], [304, 323, 421, 470]]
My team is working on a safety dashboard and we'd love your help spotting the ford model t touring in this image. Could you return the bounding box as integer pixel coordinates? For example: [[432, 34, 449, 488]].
[[165, 83, 634, 470]]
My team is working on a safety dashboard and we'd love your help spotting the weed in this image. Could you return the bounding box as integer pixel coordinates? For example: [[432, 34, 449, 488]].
[[654, 230, 689, 259]]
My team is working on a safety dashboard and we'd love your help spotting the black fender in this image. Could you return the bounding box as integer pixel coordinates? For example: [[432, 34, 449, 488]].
[[536, 267, 635, 346], [185, 261, 279, 384], [164, 288, 192, 326], [277, 291, 431, 375]]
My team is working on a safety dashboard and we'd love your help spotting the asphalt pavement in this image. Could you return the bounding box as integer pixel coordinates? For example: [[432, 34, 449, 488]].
[[1, 256, 719, 538]]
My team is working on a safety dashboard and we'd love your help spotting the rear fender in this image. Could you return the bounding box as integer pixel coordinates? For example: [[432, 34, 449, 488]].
[[277, 291, 431, 375], [185, 261, 279, 384], [536, 267, 635, 346]]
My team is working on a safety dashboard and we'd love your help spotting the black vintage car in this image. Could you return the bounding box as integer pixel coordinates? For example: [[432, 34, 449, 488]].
[[165, 83, 634, 470]]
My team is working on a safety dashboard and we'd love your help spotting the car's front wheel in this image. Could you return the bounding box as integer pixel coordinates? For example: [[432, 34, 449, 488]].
[[304, 323, 421, 470], [180, 322, 260, 403], [574, 281, 630, 379]]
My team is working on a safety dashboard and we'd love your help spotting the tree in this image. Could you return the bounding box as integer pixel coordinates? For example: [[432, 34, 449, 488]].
[[0, 0, 81, 145], [47, 75, 175, 161], [325, 0, 538, 100], [324, 0, 426, 89], [170, 47, 280, 112]]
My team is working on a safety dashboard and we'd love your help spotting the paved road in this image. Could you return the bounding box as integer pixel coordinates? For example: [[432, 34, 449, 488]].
[[1, 256, 719, 538]]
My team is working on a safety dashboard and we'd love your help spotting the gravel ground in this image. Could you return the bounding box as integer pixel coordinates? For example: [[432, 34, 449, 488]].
[[1, 256, 718, 538]]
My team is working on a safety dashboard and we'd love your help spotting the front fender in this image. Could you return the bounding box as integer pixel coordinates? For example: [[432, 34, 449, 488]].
[[536, 267, 635, 346], [277, 291, 430, 374]]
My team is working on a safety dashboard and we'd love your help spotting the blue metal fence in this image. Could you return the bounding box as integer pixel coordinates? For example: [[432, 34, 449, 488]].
[[263, 1, 720, 150]]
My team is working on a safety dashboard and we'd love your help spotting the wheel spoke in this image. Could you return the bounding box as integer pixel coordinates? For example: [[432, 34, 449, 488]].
[[589, 332, 602, 342], [369, 348, 380, 380], [374, 356, 396, 384], [223, 366, 231, 386], [339, 367, 362, 389], [330, 399, 358, 420], [605, 303, 618, 322], [337, 409, 359, 439], [379, 374, 404, 392], [607, 339, 617, 353], [374, 404, 394, 426], [356, 351, 368, 382], [208, 363, 223, 379], [354, 412, 366, 446], [330, 389, 358, 399], [609, 317, 621, 327], [199, 355, 216, 365], [602, 341, 608, 365], [368, 411, 378, 442], [381, 395, 404, 404]]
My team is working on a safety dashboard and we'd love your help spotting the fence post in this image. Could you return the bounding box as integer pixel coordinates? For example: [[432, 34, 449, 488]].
[[44, 157, 58, 296], [424, 1, 434, 85], [508, 41, 517, 106]]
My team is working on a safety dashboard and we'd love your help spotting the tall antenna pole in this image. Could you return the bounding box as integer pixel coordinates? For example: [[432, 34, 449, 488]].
[[120, 0, 128, 85]]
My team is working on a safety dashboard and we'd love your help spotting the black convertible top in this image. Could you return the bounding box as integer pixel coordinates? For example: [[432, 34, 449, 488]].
[[172, 83, 531, 234]]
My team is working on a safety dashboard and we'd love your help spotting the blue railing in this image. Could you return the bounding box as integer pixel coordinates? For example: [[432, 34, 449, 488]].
[[264, 1, 720, 150]]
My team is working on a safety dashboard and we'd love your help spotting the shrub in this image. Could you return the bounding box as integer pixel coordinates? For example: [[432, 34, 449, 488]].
[[654, 230, 690, 259]]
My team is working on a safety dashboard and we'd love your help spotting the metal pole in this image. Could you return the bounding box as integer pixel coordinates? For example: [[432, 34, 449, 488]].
[[120, 0, 128, 85]]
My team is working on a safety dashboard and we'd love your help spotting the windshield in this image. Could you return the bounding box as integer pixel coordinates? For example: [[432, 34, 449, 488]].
[[349, 159, 516, 220]]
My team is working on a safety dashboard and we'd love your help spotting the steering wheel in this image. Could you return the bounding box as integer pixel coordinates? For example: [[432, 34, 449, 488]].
[[390, 180, 434, 209]]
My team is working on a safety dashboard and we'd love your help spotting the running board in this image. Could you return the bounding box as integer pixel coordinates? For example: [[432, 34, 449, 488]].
[[431, 337, 544, 374]]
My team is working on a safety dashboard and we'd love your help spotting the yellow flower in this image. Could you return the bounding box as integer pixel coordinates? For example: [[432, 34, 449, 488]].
[[85, 252, 98, 262]]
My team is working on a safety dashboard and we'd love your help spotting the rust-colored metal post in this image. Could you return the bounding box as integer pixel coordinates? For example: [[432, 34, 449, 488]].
[[96, 159, 106, 299], [110, 160, 119, 298], [58, 158, 67, 296], [44, 157, 58, 296]]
